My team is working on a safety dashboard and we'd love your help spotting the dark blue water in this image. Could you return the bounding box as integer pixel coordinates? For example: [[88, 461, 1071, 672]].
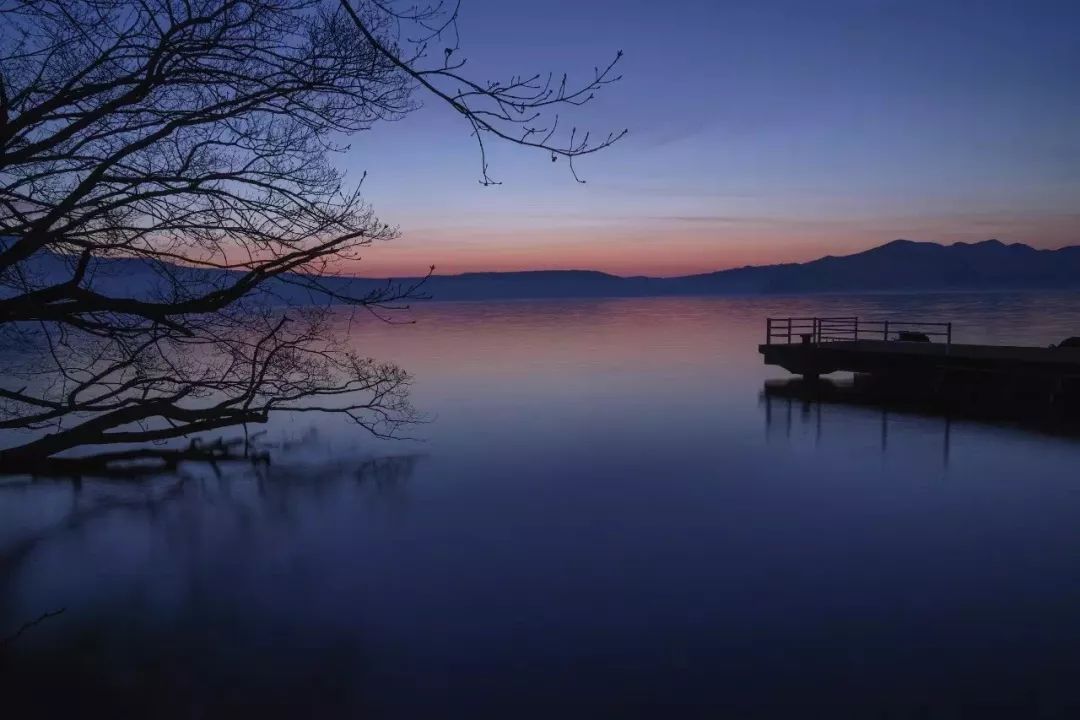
[[4, 294, 1080, 717]]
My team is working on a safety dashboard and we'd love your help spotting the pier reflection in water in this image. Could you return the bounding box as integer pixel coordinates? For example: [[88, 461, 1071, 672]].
[[762, 378, 957, 468], [761, 371, 1080, 475]]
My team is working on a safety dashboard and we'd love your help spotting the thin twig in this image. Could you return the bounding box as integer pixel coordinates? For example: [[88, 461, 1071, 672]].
[[0, 608, 67, 649]]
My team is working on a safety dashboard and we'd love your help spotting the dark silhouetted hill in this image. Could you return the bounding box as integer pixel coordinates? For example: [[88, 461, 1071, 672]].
[[7, 239, 1080, 303], [402, 239, 1080, 299], [672, 239, 1080, 295]]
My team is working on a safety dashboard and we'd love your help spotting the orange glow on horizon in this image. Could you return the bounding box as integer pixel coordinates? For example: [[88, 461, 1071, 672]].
[[334, 215, 1080, 279]]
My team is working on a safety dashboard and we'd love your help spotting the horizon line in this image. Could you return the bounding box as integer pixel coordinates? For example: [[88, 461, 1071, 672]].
[[340, 238, 1072, 281]]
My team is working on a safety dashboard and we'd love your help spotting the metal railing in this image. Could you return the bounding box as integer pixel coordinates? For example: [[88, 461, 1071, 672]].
[[765, 316, 952, 347]]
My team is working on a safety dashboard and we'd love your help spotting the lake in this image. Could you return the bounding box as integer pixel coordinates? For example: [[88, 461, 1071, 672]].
[[4, 293, 1080, 718]]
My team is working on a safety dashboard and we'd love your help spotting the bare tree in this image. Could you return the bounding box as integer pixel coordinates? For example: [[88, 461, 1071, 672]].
[[0, 0, 624, 476]]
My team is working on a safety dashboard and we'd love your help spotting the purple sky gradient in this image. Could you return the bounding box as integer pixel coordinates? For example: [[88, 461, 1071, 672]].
[[339, 0, 1080, 277]]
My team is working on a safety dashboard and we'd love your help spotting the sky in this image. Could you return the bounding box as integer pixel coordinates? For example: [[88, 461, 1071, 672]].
[[341, 0, 1080, 277]]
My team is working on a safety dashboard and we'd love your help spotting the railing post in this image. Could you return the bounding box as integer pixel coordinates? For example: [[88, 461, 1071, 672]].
[[766, 316, 951, 348]]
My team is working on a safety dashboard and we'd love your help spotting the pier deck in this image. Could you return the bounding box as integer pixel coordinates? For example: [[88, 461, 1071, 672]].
[[759, 317, 1080, 380]]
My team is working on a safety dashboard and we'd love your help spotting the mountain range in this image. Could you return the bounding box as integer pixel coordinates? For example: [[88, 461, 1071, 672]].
[[8, 239, 1080, 303], [310, 239, 1080, 301]]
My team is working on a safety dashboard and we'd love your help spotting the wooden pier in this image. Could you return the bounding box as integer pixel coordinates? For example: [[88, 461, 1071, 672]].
[[759, 317, 1080, 411]]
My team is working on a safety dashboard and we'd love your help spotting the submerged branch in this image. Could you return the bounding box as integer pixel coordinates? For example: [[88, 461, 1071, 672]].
[[0, 608, 67, 649]]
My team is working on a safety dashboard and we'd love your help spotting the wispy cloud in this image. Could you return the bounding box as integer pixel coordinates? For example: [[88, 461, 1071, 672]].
[[641, 215, 774, 225]]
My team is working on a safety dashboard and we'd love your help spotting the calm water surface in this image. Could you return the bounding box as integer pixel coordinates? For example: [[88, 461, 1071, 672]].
[[5, 293, 1080, 717]]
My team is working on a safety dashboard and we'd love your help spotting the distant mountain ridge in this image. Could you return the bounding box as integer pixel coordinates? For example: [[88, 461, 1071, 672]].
[[671, 239, 1080, 295], [367, 239, 1080, 300], [7, 239, 1080, 303]]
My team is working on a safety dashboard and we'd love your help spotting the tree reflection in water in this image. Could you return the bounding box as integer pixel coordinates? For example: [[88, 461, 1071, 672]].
[[0, 454, 420, 717]]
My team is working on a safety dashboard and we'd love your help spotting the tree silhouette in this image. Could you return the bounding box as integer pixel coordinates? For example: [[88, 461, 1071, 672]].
[[0, 0, 624, 475]]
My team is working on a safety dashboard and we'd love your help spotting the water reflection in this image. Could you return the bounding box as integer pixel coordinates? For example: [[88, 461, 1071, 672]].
[[0, 456, 418, 717], [762, 379, 957, 468], [763, 374, 1080, 447], [5, 295, 1080, 717]]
